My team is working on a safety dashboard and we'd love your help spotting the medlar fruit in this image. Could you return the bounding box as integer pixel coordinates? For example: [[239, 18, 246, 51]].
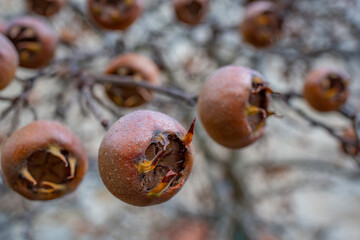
[[5, 16, 57, 69], [240, 1, 283, 48], [87, 0, 143, 31], [0, 22, 8, 34], [27, 0, 66, 17], [198, 66, 273, 149], [303, 68, 349, 112], [340, 127, 359, 156], [1, 120, 88, 201], [98, 110, 195, 206], [104, 53, 159, 108], [0, 34, 18, 90], [174, 0, 209, 26]]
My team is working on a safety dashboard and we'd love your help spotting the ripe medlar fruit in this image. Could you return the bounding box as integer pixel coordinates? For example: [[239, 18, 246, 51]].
[[87, 0, 143, 31], [98, 110, 195, 206], [5, 16, 57, 69], [153, 218, 212, 240], [1, 120, 88, 201], [27, 0, 66, 17], [174, 0, 209, 26], [340, 127, 359, 156], [240, 1, 283, 48], [104, 53, 159, 108], [246, 0, 276, 4], [0, 34, 18, 90], [198, 66, 273, 149], [0, 22, 7, 34], [303, 68, 349, 112]]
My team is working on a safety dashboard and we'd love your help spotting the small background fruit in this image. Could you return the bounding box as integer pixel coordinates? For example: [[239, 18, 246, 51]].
[[28, 0, 66, 17], [0, 34, 18, 90], [5, 16, 57, 69], [303, 68, 349, 112], [174, 0, 209, 25], [87, 0, 143, 30], [105, 53, 159, 108], [241, 1, 283, 48]]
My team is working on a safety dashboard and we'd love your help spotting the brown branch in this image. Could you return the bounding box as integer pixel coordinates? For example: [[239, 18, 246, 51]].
[[90, 74, 198, 107], [278, 91, 360, 166], [81, 85, 111, 130]]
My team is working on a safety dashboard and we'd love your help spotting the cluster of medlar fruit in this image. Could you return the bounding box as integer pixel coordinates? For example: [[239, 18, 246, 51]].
[[1, 111, 196, 206], [1, 0, 356, 209]]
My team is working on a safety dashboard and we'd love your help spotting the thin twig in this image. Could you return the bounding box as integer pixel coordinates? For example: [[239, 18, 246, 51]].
[[81, 85, 111, 130], [91, 74, 198, 107]]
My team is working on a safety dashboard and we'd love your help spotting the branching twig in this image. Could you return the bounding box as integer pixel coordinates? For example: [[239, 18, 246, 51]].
[[91, 74, 198, 107]]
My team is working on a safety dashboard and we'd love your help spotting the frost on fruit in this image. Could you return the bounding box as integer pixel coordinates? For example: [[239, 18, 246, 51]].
[[136, 118, 195, 197]]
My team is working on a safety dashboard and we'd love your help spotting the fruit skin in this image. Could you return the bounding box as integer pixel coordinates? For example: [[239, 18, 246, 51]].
[[105, 53, 159, 108], [0, 23, 7, 34], [174, 0, 209, 26], [1, 120, 88, 201], [340, 127, 359, 156], [198, 66, 270, 149], [28, 0, 66, 17], [0, 34, 18, 90], [87, 0, 143, 31], [246, 0, 275, 4], [241, 1, 283, 48], [98, 110, 194, 207], [5, 16, 57, 69], [303, 68, 349, 112]]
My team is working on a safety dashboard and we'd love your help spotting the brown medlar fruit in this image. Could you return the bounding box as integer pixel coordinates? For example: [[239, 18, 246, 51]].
[[104, 53, 159, 108], [174, 0, 209, 26], [340, 127, 359, 156], [198, 66, 273, 149], [5, 16, 57, 69], [303, 68, 349, 112], [87, 0, 143, 31], [0, 34, 18, 90], [98, 110, 195, 206], [0, 22, 8, 34], [246, 0, 276, 4], [1, 120, 88, 201], [27, 0, 66, 17], [153, 218, 212, 240], [240, 1, 283, 48]]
